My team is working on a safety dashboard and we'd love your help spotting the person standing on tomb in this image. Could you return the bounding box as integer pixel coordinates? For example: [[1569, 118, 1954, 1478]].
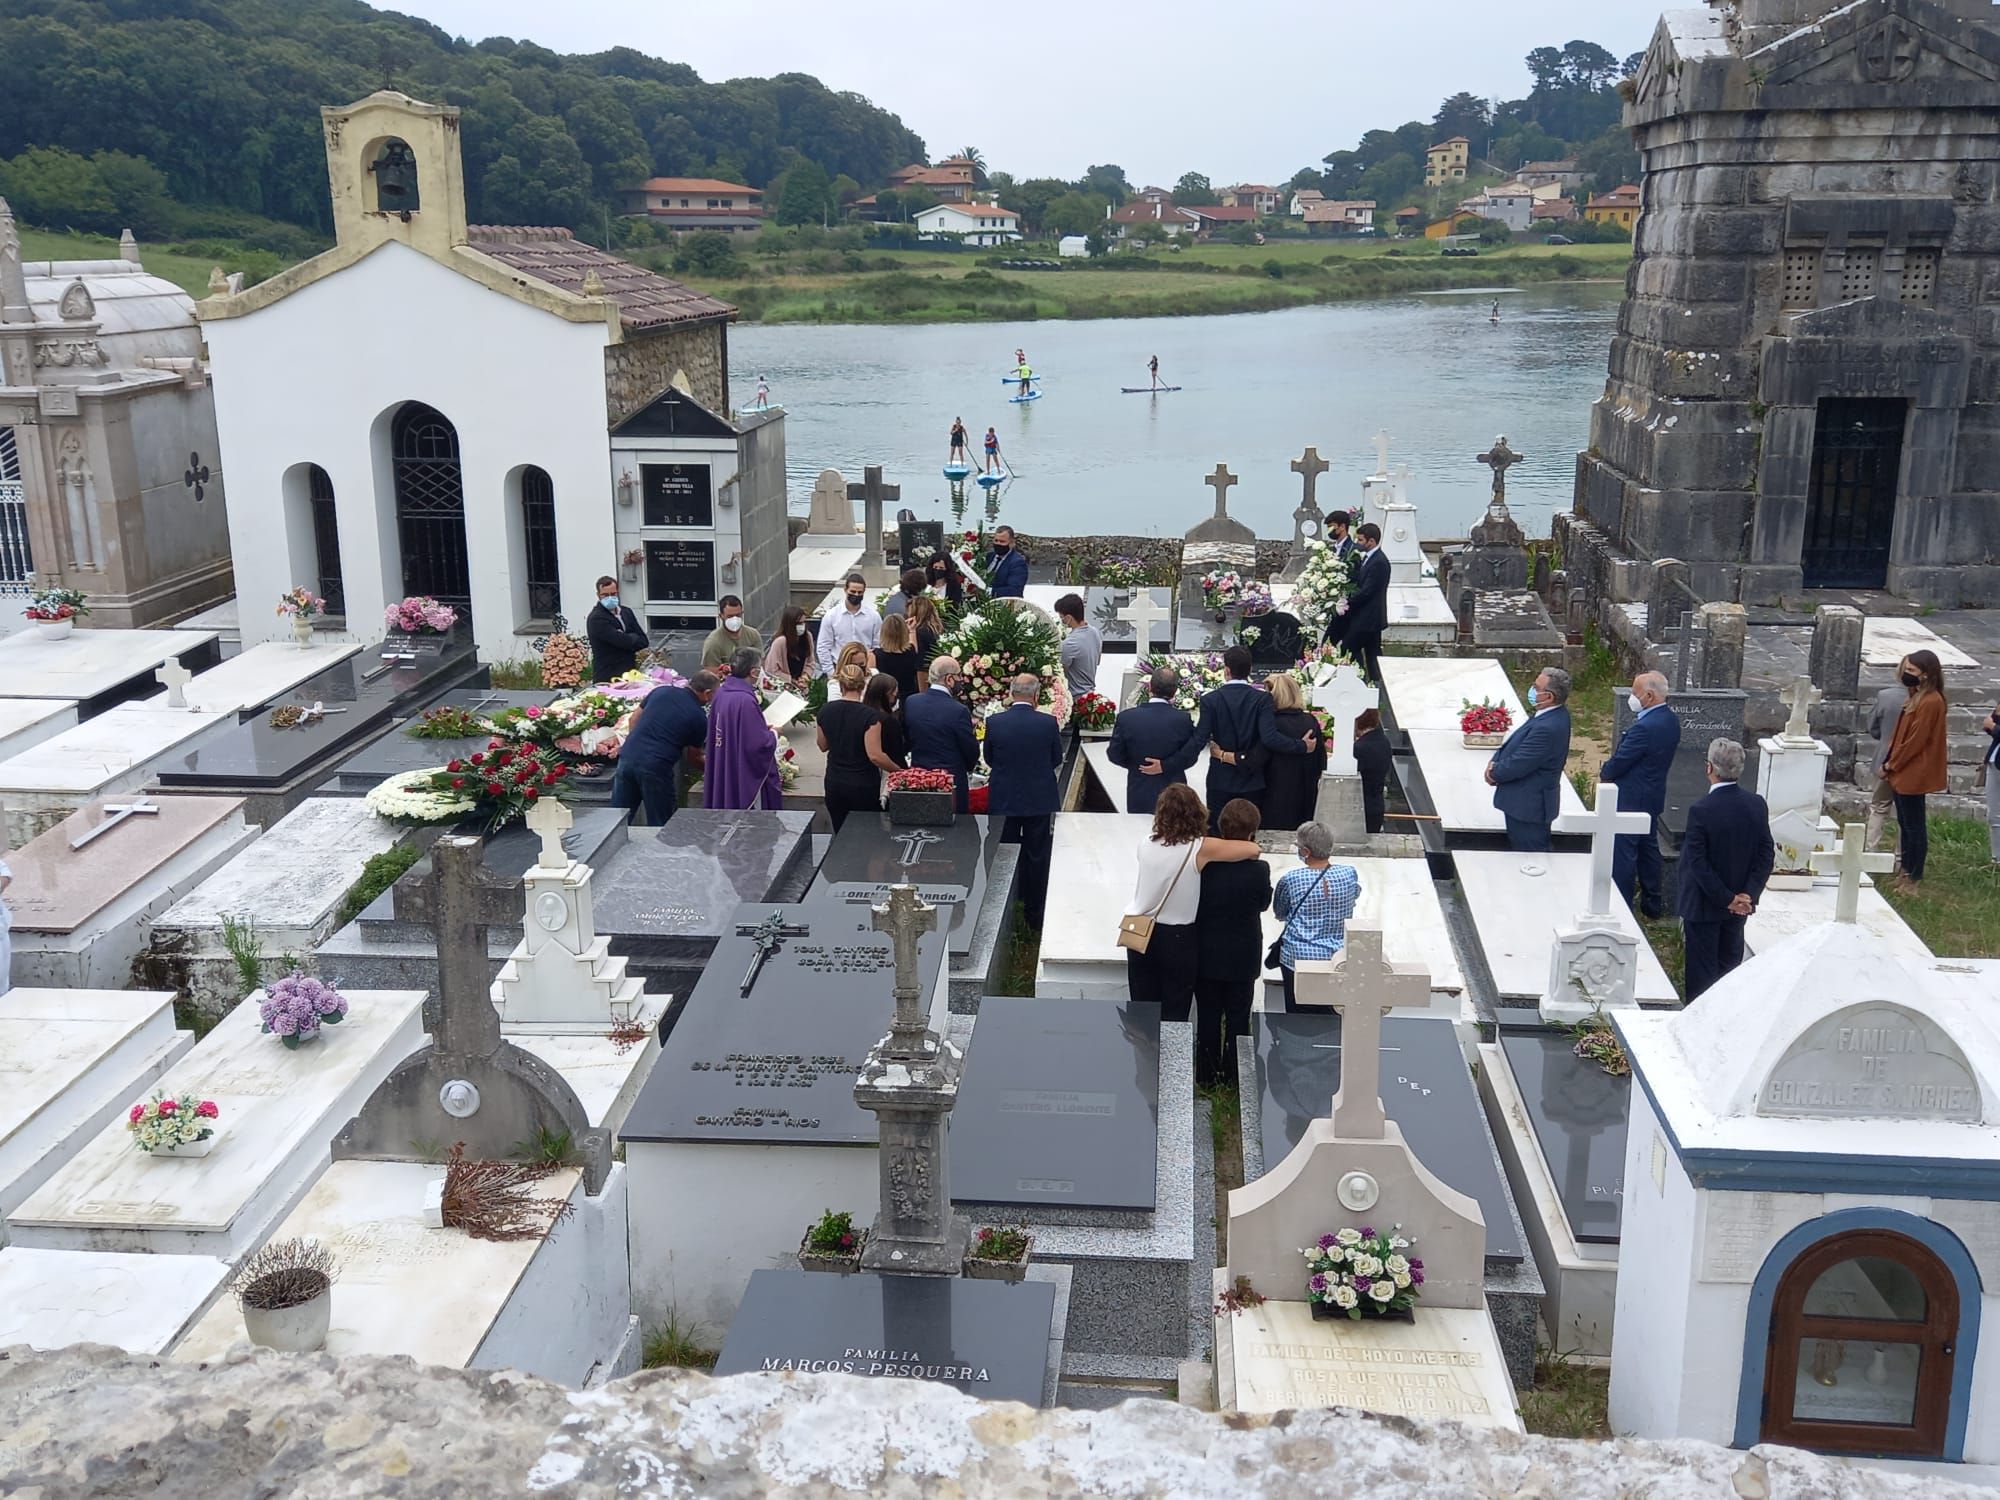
[[1485, 665, 1571, 852], [700, 595, 762, 671], [1107, 666, 1196, 815], [609, 670, 718, 827], [704, 649, 783, 811], [984, 525, 1028, 598], [586, 575, 649, 683], [817, 662, 903, 831], [1056, 593, 1102, 700], [1259, 672, 1327, 832], [761, 605, 819, 693], [1123, 784, 1264, 1023], [1677, 737, 1775, 999], [883, 568, 928, 620], [816, 572, 881, 676], [1353, 708, 1393, 834], [1599, 671, 1680, 919], [1189, 645, 1318, 833], [873, 613, 924, 709], [1865, 679, 1909, 855], [1337, 523, 1390, 683], [905, 655, 980, 812], [1194, 798, 1272, 1087], [1271, 820, 1362, 1014], [949, 417, 970, 466], [984, 673, 1064, 925], [1882, 649, 1948, 894]]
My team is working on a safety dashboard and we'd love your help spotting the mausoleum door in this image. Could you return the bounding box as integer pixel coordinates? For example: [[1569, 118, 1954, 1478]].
[[390, 401, 471, 616], [1800, 399, 1904, 590], [1760, 1229, 1957, 1458]]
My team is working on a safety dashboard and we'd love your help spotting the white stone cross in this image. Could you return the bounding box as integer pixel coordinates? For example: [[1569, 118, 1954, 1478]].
[[1810, 820, 1895, 924], [1292, 925, 1431, 1140], [872, 882, 939, 1044], [1780, 674, 1823, 743], [1115, 588, 1170, 650], [69, 796, 161, 851], [155, 660, 192, 709], [1553, 781, 1652, 919], [526, 796, 573, 870], [1392, 462, 1414, 505], [1204, 464, 1238, 520], [1309, 664, 1379, 778], [1371, 429, 1393, 477]]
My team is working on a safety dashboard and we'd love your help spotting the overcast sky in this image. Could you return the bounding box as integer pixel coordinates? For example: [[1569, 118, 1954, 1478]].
[[389, 0, 1658, 186]]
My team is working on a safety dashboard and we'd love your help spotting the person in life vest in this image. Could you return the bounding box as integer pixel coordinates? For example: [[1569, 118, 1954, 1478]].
[[983, 426, 1003, 475]]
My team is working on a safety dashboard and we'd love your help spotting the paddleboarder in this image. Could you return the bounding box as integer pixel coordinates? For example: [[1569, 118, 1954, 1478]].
[[752, 373, 772, 409], [1148, 354, 1160, 391], [983, 425, 1003, 475], [1015, 359, 1034, 399], [949, 416, 969, 467]]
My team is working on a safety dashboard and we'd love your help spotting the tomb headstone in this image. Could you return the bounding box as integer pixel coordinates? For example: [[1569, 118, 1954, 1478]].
[[1360, 428, 1399, 516], [1445, 437, 1531, 610], [1610, 687, 1747, 838], [155, 660, 192, 710], [1543, 782, 1652, 1024], [1107, 587, 1172, 657], [1179, 464, 1259, 647], [1757, 673, 1836, 871], [812, 814, 1001, 961], [897, 520, 946, 574], [1494, 1024, 1630, 1244], [1307, 664, 1378, 842], [645, 539, 715, 605], [1244, 610, 1305, 668], [1281, 447, 1330, 580], [803, 468, 852, 537]]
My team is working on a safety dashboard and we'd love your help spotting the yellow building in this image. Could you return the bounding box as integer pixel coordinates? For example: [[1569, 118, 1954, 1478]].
[[1425, 137, 1470, 187], [1584, 184, 1642, 229], [1423, 209, 1483, 240]]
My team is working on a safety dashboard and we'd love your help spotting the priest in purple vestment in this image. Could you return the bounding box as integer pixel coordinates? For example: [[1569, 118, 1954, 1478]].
[[705, 648, 782, 810]]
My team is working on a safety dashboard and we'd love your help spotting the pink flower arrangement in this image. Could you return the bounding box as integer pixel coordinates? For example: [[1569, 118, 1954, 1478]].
[[383, 596, 458, 635], [887, 767, 956, 793], [127, 1093, 220, 1152]]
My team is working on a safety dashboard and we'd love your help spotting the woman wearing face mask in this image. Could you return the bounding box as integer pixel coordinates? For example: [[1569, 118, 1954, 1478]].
[[762, 605, 819, 692], [1882, 649, 1948, 892]]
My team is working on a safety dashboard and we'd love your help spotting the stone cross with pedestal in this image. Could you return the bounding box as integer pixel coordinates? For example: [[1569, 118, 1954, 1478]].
[[1809, 820, 1896, 924], [1308, 663, 1380, 841], [1359, 429, 1399, 517], [1446, 439, 1531, 611], [1758, 672, 1836, 872], [1282, 447, 1330, 580], [1180, 462, 1260, 640], [855, 883, 969, 1276], [1542, 782, 1652, 1024], [848, 466, 900, 581]]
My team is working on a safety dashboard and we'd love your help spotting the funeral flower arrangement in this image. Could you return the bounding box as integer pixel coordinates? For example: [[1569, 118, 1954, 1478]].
[[408, 705, 483, 739], [383, 595, 457, 635], [24, 585, 89, 622], [1072, 691, 1118, 732], [948, 524, 995, 595], [260, 970, 348, 1048], [128, 1093, 220, 1153], [1304, 1225, 1423, 1319], [364, 766, 477, 823], [939, 601, 1062, 710], [366, 742, 570, 830], [1133, 651, 1237, 711], [886, 767, 956, 793], [1092, 554, 1152, 592], [1288, 538, 1358, 632], [1200, 568, 1251, 614], [537, 614, 587, 690], [778, 743, 800, 790], [487, 694, 626, 750], [1570, 1013, 1631, 1077], [275, 587, 326, 621], [599, 666, 689, 702], [1458, 699, 1513, 737]]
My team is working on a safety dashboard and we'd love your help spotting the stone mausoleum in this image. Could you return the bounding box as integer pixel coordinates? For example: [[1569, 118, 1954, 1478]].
[[1573, 0, 2000, 604], [200, 91, 788, 663]]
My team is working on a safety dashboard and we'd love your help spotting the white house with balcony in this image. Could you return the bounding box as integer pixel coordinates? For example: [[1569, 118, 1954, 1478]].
[[914, 202, 1022, 248]]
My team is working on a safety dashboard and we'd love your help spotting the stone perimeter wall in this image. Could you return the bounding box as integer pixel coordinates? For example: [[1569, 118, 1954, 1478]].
[[0, 1346, 1984, 1499]]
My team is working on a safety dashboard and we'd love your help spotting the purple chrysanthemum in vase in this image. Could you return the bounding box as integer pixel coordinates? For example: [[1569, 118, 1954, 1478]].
[[259, 970, 349, 1049]]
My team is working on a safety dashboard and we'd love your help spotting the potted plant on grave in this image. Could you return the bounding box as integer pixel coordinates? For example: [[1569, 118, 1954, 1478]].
[[963, 1225, 1033, 1283], [1303, 1225, 1423, 1322], [383, 595, 458, 636], [1459, 698, 1513, 750], [1093, 554, 1151, 594], [259, 969, 349, 1048], [275, 586, 325, 648], [233, 1237, 338, 1353], [23, 586, 88, 641], [885, 767, 957, 827], [799, 1208, 865, 1273], [1200, 568, 1248, 624], [1072, 692, 1118, 739], [127, 1092, 220, 1157]]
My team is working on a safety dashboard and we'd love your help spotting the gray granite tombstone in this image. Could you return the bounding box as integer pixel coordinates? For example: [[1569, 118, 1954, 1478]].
[[1092, 587, 1172, 655], [1445, 438, 1532, 611], [812, 814, 1002, 962], [1244, 611, 1306, 669], [1610, 687, 1747, 837], [897, 520, 946, 574]]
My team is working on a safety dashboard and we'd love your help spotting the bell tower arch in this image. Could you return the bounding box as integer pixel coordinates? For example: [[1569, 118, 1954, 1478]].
[[321, 91, 468, 259]]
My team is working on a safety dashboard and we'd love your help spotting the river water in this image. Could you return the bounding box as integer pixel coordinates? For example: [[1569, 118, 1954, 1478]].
[[728, 280, 1624, 545]]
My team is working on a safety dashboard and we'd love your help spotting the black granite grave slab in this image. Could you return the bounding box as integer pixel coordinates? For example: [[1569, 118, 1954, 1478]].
[[715, 1269, 1055, 1408], [155, 647, 479, 790], [1496, 1026, 1629, 1245], [593, 810, 817, 968], [812, 814, 1001, 959], [381, 805, 633, 928], [1080, 587, 1172, 655], [953, 998, 1160, 1212], [1610, 688, 1747, 838], [618, 901, 949, 1145], [1255, 1012, 1525, 1262], [316, 688, 562, 794]]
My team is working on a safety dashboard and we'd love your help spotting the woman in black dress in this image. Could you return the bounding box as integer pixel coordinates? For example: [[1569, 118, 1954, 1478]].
[[815, 663, 900, 830], [927, 556, 965, 608], [907, 594, 944, 675], [864, 673, 909, 767], [1260, 672, 1328, 831], [874, 613, 923, 707], [1353, 707, 1393, 835], [1193, 798, 1272, 1088]]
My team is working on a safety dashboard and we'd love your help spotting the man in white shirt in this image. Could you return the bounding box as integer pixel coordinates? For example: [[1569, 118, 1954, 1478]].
[[816, 570, 882, 675]]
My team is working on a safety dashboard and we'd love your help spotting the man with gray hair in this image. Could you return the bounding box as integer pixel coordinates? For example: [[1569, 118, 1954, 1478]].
[[1486, 664, 1573, 851], [1599, 669, 1681, 918], [1107, 665, 1196, 814], [983, 671, 1064, 924], [1676, 736, 1775, 999], [903, 654, 980, 812]]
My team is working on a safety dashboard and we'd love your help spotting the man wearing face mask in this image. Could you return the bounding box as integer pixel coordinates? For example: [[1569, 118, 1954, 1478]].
[[586, 574, 649, 683], [700, 595, 762, 671], [816, 571, 881, 676], [984, 525, 1029, 598], [1598, 671, 1680, 919], [1484, 665, 1572, 851]]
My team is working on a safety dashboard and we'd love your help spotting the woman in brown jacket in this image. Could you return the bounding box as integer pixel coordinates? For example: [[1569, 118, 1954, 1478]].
[[1882, 648, 1948, 891]]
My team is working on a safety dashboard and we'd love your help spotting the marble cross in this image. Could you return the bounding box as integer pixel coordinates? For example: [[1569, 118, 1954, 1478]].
[[1204, 464, 1238, 520], [1475, 436, 1524, 508], [1291, 925, 1430, 1139], [526, 796, 572, 870], [1392, 462, 1414, 504], [155, 659, 192, 709], [1371, 429, 1394, 477], [1309, 663, 1378, 778], [848, 465, 899, 570], [1780, 673, 1823, 743], [1810, 821, 1895, 924], [69, 795, 160, 851], [1115, 588, 1170, 650], [1290, 446, 1330, 510], [871, 882, 939, 1046], [1553, 781, 1652, 920]]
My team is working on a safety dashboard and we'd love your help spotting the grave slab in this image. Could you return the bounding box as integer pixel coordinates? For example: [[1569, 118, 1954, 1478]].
[[715, 1268, 1058, 1408], [180, 641, 362, 714], [1403, 727, 1588, 838], [0, 1248, 228, 1355], [0, 698, 78, 763], [1454, 851, 1677, 1005], [1081, 740, 1211, 813], [1021, 586, 1172, 654], [0, 989, 194, 1222], [314, 688, 562, 795], [171, 1159, 632, 1387], [1747, 878, 1930, 962], [0, 627, 219, 713], [1610, 689, 1747, 837], [0, 704, 237, 846], [9, 987, 426, 1259], [4, 796, 257, 990], [1378, 656, 1524, 733]]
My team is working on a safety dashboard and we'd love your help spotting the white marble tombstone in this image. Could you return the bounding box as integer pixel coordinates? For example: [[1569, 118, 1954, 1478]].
[[0, 1247, 229, 1355], [1542, 784, 1652, 1024], [1758, 675, 1837, 872]]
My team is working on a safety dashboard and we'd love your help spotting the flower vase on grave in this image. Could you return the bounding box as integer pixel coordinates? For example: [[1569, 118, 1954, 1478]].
[[35, 618, 73, 641], [155, 1137, 217, 1158], [885, 770, 957, 827], [291, 616, 315, 648]]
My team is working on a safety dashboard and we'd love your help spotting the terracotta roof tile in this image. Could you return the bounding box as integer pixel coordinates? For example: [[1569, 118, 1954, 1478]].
[[632, 177, 759, 195], [466, 225, 734, 330]]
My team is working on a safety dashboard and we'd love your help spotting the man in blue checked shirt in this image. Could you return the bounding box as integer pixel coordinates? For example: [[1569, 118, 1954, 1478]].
[[1271, 820, 1361, 1013]]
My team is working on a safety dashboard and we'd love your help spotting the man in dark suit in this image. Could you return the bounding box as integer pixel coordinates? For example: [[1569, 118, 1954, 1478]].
[[983, 525, 1029, 599], [1599, 670, 1681, 919], [1486, 666, 1572, 851], [983, 673, 1064, 925], [585, 574, 649, 682], [1106, 666, 1195, 813], [1185, 645, 1317, 832], [1322, 511, 1358, 650], [1677, 737, 1776, 999], [1336, 523, 1390, 683], [904, 655, 980, 812]]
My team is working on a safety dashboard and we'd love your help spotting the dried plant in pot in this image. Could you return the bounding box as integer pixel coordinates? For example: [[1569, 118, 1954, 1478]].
[[440, 1142, 576, 1242], [234, 1237, 338, 1352], [963, 1225, 1032, 1283]]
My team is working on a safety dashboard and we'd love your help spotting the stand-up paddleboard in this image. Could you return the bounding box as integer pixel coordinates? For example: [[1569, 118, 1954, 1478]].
[[1000, 373, 1041, 383], [976, 472, 1006, 488], [1120, 385, 1183, 394], [943, 462, 973, 481], [1010, 389, 1043, 404]]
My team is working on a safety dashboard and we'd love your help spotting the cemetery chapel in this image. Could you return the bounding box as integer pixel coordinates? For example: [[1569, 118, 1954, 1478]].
[[198, 90, 789, 665]]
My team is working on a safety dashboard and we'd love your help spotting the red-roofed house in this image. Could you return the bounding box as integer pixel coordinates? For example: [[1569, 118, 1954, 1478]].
[[1302, 199, 1377, 234], [1220, 184, 1282, 215], [888, 159, 978, 203], [1585, 184, 1642, 229], [1110, 198, 1200, 240], [619, 177, 764, 234], [915, 202, 1023, 247], [1183, 203, 1261, 238]]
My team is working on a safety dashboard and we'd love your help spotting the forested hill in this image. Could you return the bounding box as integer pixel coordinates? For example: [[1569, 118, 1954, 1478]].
[[0, 0, 924, 248]]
